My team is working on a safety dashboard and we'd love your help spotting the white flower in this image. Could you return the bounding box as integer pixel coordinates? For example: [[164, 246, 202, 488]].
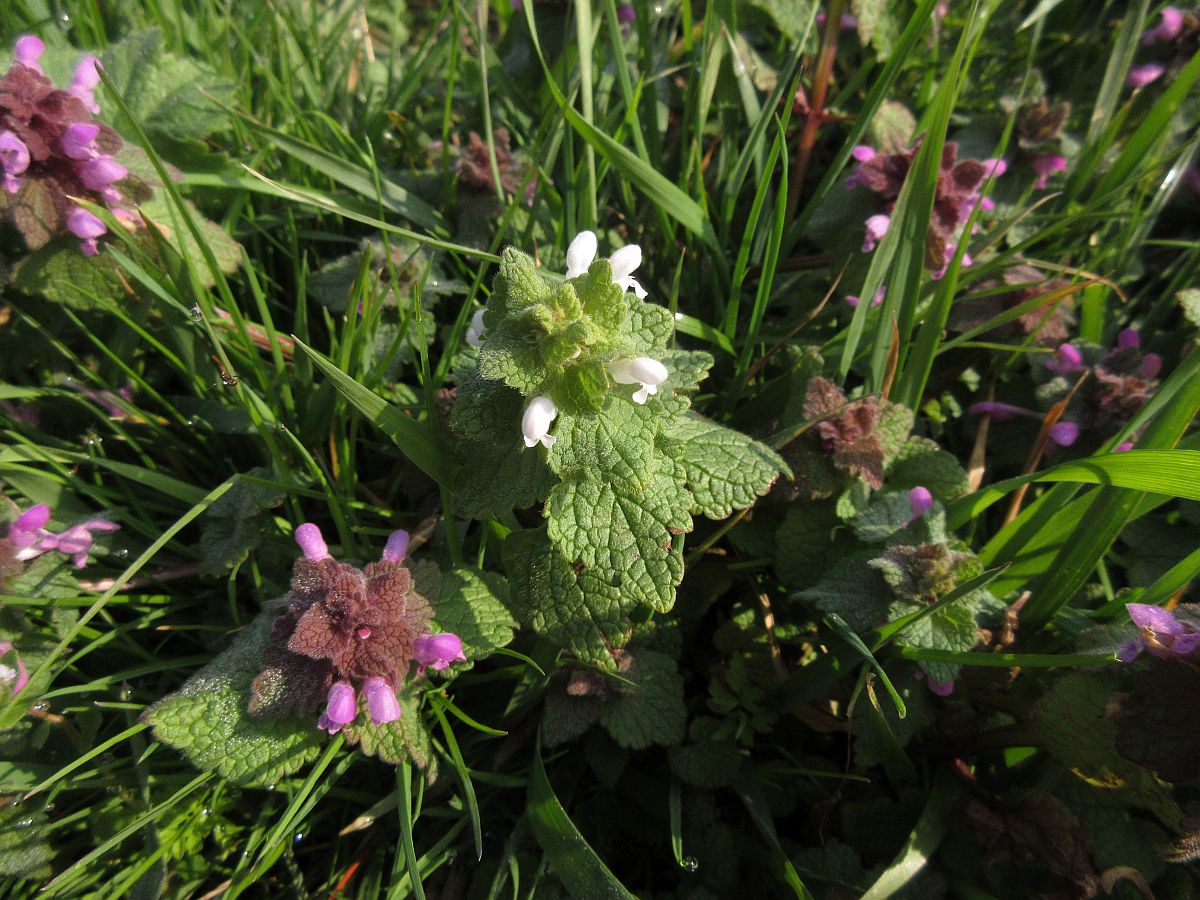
[[563, 230, 648, 299], [608, 356, 668, 404], [522, 395, 558, 448], [465, 309, 486, 347]]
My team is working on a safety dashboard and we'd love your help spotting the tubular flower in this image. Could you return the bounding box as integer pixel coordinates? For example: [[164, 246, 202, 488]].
[[1143, 6, 1185, 43], [607, 356, 669, 404], [249, 525, 463, 737], [69, 56, 102, 114], [0, 130, 30, 193], [1117, 603, 1200, 663], [1127, 63, 1166, 88], [862, 214, 890, 252], [413, 633, 467, 673], [522, 395, 558, 449], [1031, 154, 1067, 189], [67, 207, 106, 256], [1045, 343, 1084, 376], [908, 487, 934, 521], [13, 36, 44, 73], [0, 641, 29, 695], [563, 230, 648, 298], [465, 309, 487, 347]]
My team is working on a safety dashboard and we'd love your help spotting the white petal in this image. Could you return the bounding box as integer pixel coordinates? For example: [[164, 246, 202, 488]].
[[465, 327, 482, 348], [471, 309, 486, 332], [632, 386, 651, 404], [628, 356, 668, 386], [617, 275, 648, 299], [606, 358, 642, 385], [608, 244, 642, 280], [565, 231, 598, 278], [521, 395, 558, 449]]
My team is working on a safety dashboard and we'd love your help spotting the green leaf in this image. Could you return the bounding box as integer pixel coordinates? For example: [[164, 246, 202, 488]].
[[661, 412, 789, 519], [0, 804, 52, 879], [885, 437, 970, 501], [143, 614, 323, 787], [340, 681, 436, 773], [774, 502, 841, 590], [625, 298, 676, 355], [860, 769, 961, 900], [294, 337, 459, 490], [888, 601, 977, 685], [798, 552, 893, 632], [199, 468, 285, 577], [100, 30, 234, 142], [526, 741, 639, 900], [504, 528, 637, 669], [433, 567, 517, 665], [9, 238, 125, 308], [599, 649, 686, 750], [669, 738, 742, 789], [546, 468, 691, 613], [139, 194, 242, 286], [548, 399, 659, 482]]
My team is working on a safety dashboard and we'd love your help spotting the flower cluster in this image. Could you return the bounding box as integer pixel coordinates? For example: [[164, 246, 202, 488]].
[[0, 35, 135, 255], [848, 141, 999, 277], [802, 376, 887, 489], [468, 230, 669, 450], [248, 524, 464, 735], [1, 503, 120, 571], [1117, 603, 1200, 664], [1127, 7, 1199, 89]]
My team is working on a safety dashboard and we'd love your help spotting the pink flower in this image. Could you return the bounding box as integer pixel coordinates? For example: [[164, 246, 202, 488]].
[[382, 529, 409, 563], [845, 286, 885, 308], [1115, 441, 1136, 452], [7, 504, 51, 560], [67, 207, 106, 256], [1140, 353, 1162, 378], [14, 36, 44, 73], [1045, 343, 1083, 375], [35, 517, 120, 568], [1142, 7, 1184, 44], [70, 56, 102, 114], [927, 677, 955, 697], [862, 214, 890, 252], [1118, 603, 1200, 662], [1117, 327, 1140, 350], [908, 486, 933, 520], [362, 676, 401, 725], [1048, 421, 1080, 447], [1031, 154, 1067, 189], [0, 131, 30, 194], [293, 522, 331, 561], [968, 401, 1040, 422], [79, 156, 127, 193], [413, 632, 466, 673], [0, 641, 29, 695], [317, 680, 358, 734], [61, 123, 101, 160], [1128, 63, 1166, 89]]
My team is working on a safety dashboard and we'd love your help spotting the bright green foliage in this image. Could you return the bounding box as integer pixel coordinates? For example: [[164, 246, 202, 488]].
[[432, 567, 517, 665], [662, 412, 790, 518], [457, 243, 787, 665], [144, 614, 323, 787], [503, 528, 638, 668], [340, 681, 435, 774], [599, 649, 686, 750]]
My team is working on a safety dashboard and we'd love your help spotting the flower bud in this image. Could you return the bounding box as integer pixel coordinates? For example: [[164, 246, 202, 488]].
[[413, 632, 467, 673], [522, 395, 558, 449], [363, 676, 401, 725], [294, 523, 331, 560]]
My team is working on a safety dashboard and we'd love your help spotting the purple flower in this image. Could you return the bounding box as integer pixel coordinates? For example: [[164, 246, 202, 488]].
[[907, 486, 933, 520], [1031, 154, 1066, 189], [382, 529, 409, 563], [8, 503, 52, 560], [1128, 63, 1166, 89], [67, 207, 107, 256], [816, 12, 858, 30], [14, 36, 44, 73], [1115, 441, 1136, 452], [317, 680, 358, 734], [845, 286, 885, 308], [1048, 421, 1080, 447], [616, 4, 636, 24], [1142, 7, 1184, 44], [362, 676, 401, 725], [36, 517, 120, 568], [0, 640, 29, 695], [851, 145, 876, 163], [0, 131, 30, 194], [1118, 603, 1200, 662], [61, 123, 101, 160], [927, 677, 955, 697], [1045, 343, 1083, 375], [70, 56, 102, 114], [65, 381, 133, 418], [980, 158, 1008, 178], [968, 400, 1041, 422], [1117, 327, 1141, 350], [413, 632, 466, 673], [293, 522, 331, 561], [79, 156, 127, 193], [862, 214, 890, 252], [1139, 353, 1162, 378]]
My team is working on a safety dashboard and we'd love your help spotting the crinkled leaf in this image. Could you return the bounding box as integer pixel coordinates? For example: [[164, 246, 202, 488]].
[[1029, 673, 1182, 829], [200, 468, 285, 577], [886, 437, 970, 501], [340, 680, 435, 774], [454, 435, 555, 518], [548, 398, 659, 482], [0, 804, 52, 879], [661, 411, 789, 519], [432, 567, 517, 665], [669, 739, 742, 789], [546, 468, 691, 612], [876, 401, 915, 462], [599, 649, 686, 750], [140, 194, 242, 286], [9, 237, 125, 308], [797, 551, 892, 632], [624, 294, 674, 354], [503, 528, 637, 669], [774, 502, 841, 590], [143, 614, 323, 786], [889, 600, 978, 684], [100, 29, 234, 142], [542, 688, 604, 747], [1115, 659, 1200, 784]]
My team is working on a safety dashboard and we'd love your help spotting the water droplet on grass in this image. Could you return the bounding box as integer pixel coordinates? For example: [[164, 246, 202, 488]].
[[681, 856, 699, 874], [190, 305, 203, 322]]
